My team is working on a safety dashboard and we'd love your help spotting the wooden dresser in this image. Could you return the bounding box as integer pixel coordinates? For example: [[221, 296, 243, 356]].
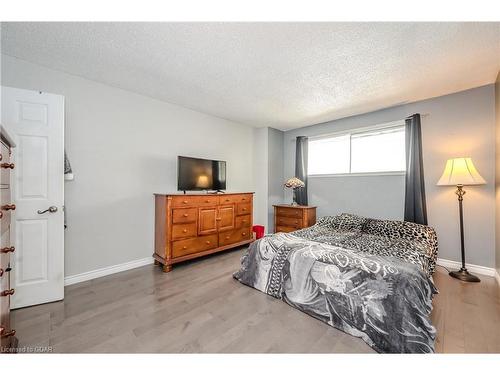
[[273, 204, 317, 233], [1, 126, 17, 353], [154, 192, 254, 272]]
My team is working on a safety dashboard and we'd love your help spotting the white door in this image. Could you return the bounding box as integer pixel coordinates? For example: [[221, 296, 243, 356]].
[[1, 86, 64, 308]]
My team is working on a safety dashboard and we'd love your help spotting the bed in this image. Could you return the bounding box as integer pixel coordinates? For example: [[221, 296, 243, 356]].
[[233, 213, 439, 353]]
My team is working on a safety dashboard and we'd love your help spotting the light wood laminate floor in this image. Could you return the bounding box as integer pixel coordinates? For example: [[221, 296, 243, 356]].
[[10, 247, 500, 353]]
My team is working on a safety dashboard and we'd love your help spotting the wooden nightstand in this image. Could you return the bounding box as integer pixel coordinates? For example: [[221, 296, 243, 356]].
[[273, 204, 317, 233]]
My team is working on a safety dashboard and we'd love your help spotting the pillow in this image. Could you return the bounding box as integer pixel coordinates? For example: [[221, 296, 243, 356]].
[[363, 218, 406, 240], [316, 213, 367, 231]]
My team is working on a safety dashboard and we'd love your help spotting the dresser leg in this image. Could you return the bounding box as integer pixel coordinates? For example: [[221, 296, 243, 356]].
[[154, 259, 159, 265], [162, 264, 172, 273]]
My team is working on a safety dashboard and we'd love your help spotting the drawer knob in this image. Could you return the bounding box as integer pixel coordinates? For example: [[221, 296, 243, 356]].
[[206, 241, 211, 244], [0, 327, 16, 338], [182, 200, 188, 204], [182, 246, 187, 250], [182, 229, 188, 233], [0, 162, 14, 169], [242, 198, 246, 201], [242, 232, 246, 236], [1, 289, 15, 297], [225, 236, 230, 239], [242, 208, 247, 211], [0, 246, 15, 254], [225, 199, 230, 202], [2, 204, 15, 211], [183, 213, 189, 217], [205, 200, 210, 203], [242, 220, 246, 224]]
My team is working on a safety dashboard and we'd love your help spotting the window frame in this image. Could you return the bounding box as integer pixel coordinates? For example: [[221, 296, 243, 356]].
[[307, 120, 406, 178]]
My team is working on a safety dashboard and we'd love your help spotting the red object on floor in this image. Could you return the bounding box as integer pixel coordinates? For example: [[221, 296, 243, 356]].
[[252, 225, 265, 239]]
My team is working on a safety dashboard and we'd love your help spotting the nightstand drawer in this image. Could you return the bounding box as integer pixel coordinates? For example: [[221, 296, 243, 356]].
[[276, 207, 302, 218], [276, 216, 303, 228], [273, 204, 316, 234], [275, 226, 297, 233]]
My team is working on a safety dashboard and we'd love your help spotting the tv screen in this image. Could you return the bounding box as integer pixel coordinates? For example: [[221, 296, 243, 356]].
[[177, 156, 226, 191]]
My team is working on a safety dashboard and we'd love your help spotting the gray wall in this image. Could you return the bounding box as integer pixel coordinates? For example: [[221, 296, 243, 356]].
[[285, 85, 496, 268], [252, 127, 268, 228], [496, 72, 500, 276], [267, 127, 284, 232], [251, 126, 284, 232], [1, 55, 258, 277]]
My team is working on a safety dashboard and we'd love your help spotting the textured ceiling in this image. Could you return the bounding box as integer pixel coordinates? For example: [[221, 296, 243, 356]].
[[2, 22, 499, 130]]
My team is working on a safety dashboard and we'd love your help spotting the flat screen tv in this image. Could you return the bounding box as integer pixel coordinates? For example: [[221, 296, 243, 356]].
[[177, 156, 226, 192]]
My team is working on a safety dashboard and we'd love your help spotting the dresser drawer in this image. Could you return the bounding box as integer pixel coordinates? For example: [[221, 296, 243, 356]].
[[236, 203, 251, 216], [171, 223, 197, 240], [172, 235, 217, 258], [235, 214, 251, 229], [276, 216, 303, 228], [0, 143, 12, 188], [171, 195, 218, 208], [172, 208, 197, 224], [276, 207, 303, 218], [219, 195, 238, 205], [0, 229, 11, 271], [219, 228, 251, 246], [1, 188, 13, 236]]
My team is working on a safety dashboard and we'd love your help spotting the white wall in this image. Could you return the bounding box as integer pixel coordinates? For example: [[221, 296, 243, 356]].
[[1, 54, 259, 277], [285, 85, 496, 268]]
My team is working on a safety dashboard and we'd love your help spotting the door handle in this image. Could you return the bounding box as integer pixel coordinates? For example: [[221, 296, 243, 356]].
[[37, 206, 58, 214]]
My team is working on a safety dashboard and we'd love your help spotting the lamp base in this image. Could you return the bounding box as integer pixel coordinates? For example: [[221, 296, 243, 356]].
[[449, 268, 480, 282]]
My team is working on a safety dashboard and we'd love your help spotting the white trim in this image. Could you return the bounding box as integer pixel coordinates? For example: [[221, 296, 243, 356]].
[[64, 257, 154, 286], [495, 270, 500, 286], [307, 120, 405, 141], [436, 258, 496, 277], [309, 171, 405, 178]]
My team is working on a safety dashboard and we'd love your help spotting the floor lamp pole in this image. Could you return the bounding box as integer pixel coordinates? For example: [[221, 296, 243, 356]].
[[449, 185, 480, 282]]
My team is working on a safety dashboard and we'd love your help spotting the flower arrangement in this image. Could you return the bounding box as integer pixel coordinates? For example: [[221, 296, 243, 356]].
[[284, 177, 305, 206]]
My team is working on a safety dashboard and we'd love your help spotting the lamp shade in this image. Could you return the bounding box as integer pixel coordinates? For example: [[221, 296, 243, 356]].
[[437, 157, 486, 186], [284, 177, 305, 189]]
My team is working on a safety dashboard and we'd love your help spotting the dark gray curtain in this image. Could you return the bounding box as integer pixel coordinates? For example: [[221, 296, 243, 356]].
[[295, 136, 308, 205], [404, 114, 427, 225]]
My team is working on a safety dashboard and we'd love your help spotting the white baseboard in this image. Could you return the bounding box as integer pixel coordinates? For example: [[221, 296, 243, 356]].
[[436, 258, 496, 277], [64, 257, 154, 286], [64, 256, 500, 287]]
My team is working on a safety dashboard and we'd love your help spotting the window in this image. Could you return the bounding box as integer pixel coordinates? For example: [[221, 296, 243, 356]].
[[308, 124, 406, 176]]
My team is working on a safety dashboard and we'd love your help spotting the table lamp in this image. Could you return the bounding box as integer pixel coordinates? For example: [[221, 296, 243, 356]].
[[284, 177, 305, 206], [437, 157, 486, 282]]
